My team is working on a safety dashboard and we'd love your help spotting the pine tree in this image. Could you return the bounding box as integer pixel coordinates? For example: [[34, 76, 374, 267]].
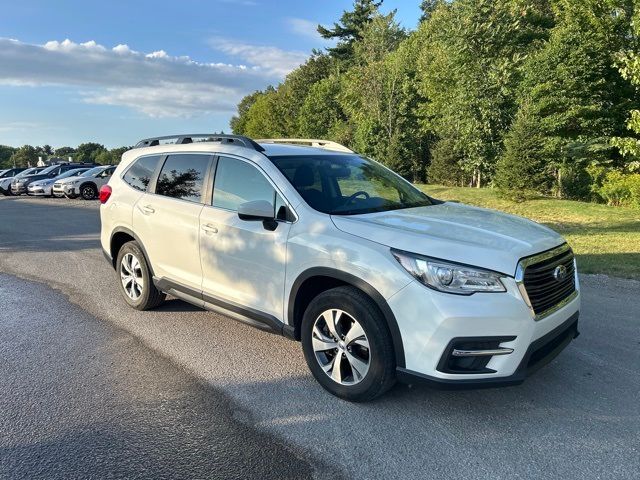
[[318, 0, 383, 63]]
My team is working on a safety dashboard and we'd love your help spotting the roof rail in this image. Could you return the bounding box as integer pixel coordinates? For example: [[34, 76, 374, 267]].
[[134, 134, 265, 152], [256, 138, 353, 153]]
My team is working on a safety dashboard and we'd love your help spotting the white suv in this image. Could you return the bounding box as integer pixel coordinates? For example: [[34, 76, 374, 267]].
[[100, 134, 580, 401]]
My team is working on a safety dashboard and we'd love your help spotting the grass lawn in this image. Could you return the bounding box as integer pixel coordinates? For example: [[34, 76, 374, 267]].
[[418, 185, 640, 279]]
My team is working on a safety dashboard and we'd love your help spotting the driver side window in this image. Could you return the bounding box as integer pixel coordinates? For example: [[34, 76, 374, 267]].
[[212, 157, 285, 217]]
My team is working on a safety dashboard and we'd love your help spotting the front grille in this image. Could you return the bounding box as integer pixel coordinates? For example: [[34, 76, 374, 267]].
[[521, 246, 576, 317]]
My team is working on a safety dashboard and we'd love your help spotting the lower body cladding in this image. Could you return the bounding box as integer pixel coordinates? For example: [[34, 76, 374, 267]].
[[389, 277, 580, 388]]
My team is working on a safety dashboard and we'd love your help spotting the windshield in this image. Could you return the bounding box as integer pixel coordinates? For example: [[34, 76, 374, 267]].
[[39, 165, 59, 175], [81, 167, 105, 177], [56, 168, 88, 180], [269, 154, 432, 215], [16, 168, 41, 178]]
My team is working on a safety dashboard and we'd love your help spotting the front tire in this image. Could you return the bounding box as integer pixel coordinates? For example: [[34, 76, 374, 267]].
[[80, 183, 98, 200], [116, 241, 165, 310], [301, 286, 396, 402]]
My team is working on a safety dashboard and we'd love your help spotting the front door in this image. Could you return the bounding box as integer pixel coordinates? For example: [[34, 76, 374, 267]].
[[199, 155, 292, 321]]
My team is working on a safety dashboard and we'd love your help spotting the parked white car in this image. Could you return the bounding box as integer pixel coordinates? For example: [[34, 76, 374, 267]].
[[53, 165, 116, 200], [0, 167, 44, 196], [27, 168, 91, 197], [100, 135, 580, 401]]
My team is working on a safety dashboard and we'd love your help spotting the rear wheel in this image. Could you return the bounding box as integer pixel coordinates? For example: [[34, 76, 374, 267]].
[[116, 241, 165, 310], [301, 286, 396, 402], [80, 183, 98, 200]]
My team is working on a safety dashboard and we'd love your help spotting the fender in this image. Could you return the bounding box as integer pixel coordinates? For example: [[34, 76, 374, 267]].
[[108, 226, 156, 276], [289, 267, 406, 368]]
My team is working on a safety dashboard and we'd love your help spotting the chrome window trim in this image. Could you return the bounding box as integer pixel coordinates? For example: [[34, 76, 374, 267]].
[[515, 243, 578, 321]]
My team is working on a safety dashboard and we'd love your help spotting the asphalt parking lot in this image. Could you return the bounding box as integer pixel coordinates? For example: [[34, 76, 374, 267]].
[[1, 195, 639, 479]]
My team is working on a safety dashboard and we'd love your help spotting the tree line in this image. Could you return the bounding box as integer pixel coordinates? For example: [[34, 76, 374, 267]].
[[0, 143, 130, 169], [231, 0, 640, 206]]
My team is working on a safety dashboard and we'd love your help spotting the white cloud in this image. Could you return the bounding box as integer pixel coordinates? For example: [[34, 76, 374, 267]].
[[286, 18, 322, 41], [0, 37, 299, 117], [210, 38, 308, 78]]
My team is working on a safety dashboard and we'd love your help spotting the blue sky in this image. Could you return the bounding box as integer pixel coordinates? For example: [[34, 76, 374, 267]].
[[0, 0, 421, 149]]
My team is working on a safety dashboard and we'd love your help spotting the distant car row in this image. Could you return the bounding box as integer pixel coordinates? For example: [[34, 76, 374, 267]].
[[0, 164, 116, 200]]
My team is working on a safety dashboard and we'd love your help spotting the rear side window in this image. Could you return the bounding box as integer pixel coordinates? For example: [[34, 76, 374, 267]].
[[156, 154, 211, 203], [212, 156, 277, 211], [123, 155, 160, 191]]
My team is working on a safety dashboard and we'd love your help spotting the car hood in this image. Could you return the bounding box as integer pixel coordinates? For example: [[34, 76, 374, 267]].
[[15, 173, 47, 183], [29, 180, 48, 186], [55, 175, 85, 184], [330, 202, 565, 275]]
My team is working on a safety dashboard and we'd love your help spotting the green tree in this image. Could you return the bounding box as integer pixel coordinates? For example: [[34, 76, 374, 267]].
[[55, 146, 76, 159], [418, 0, 554, 187], [0, 145, 17, 168], [318, 0, 382, 64], [341, 14, 427, 179], [298, 75, 350, 142], [500, 0, 636, 197], [240, 87, 288, 138], [230, 90, 264, 135], [495, 99, 553, 198], [76, 142, 106, 163], [419, 0, 442, 22], [612, 1, 640, 172], [9, 145, 38, 167]]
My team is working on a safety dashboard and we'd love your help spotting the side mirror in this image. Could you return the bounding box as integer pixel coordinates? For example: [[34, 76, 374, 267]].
[[238, 200, 277, 230]]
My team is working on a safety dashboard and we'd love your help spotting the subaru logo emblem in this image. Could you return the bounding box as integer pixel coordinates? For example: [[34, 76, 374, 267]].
[[553, 265, 568, 282]]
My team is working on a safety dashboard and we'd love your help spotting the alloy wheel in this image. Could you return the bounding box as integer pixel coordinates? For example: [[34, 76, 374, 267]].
[[82, 186, 96, 199], [312, 309, 370, 385], [120, 253, 144, 300]]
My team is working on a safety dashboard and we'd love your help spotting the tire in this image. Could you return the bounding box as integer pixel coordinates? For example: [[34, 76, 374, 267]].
[[115, 241, 165, 310], [80, 183, 98, 200], [301, 286, 396, 402]]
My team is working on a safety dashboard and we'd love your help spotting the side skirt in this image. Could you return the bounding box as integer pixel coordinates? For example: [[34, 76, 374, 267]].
[[153, 277, 296, 340]]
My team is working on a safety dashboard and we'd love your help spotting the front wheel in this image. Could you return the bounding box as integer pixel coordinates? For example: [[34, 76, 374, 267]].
[[301, 286, 396, 402], [80, 183, 98, 200], [116, 241, 165, 310]]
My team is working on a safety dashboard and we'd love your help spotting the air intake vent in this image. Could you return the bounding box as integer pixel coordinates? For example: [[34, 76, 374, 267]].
[[518, 245, 577, 319]]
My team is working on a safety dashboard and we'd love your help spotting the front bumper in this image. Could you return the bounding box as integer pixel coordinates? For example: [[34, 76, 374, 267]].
[[63, 185, 78, 196], [53, 184, 77, 196], [387, 275, 580, 385], [397, 312, 579, 388], [27, 185, 51, 196], [11, 184, 27, 194]]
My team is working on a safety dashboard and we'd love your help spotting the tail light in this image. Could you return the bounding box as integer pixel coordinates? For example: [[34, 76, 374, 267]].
[[99, 184, 112, 204]]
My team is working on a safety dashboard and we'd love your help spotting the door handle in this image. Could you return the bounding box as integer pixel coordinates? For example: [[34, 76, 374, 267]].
[[202, 224, 218, 234], [140, 205, 155, 214]]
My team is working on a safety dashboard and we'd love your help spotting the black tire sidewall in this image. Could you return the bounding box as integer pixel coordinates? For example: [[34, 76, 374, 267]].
[[301, 287, 395, 401], [116, 242, 155, 310]]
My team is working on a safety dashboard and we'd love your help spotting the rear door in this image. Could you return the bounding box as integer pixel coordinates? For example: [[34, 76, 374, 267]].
[[133, 153, 213, 290]]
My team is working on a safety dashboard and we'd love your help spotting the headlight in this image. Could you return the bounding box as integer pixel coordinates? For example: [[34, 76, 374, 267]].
[[391, 249, 506, 295], [72, 180, 80, 184]]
